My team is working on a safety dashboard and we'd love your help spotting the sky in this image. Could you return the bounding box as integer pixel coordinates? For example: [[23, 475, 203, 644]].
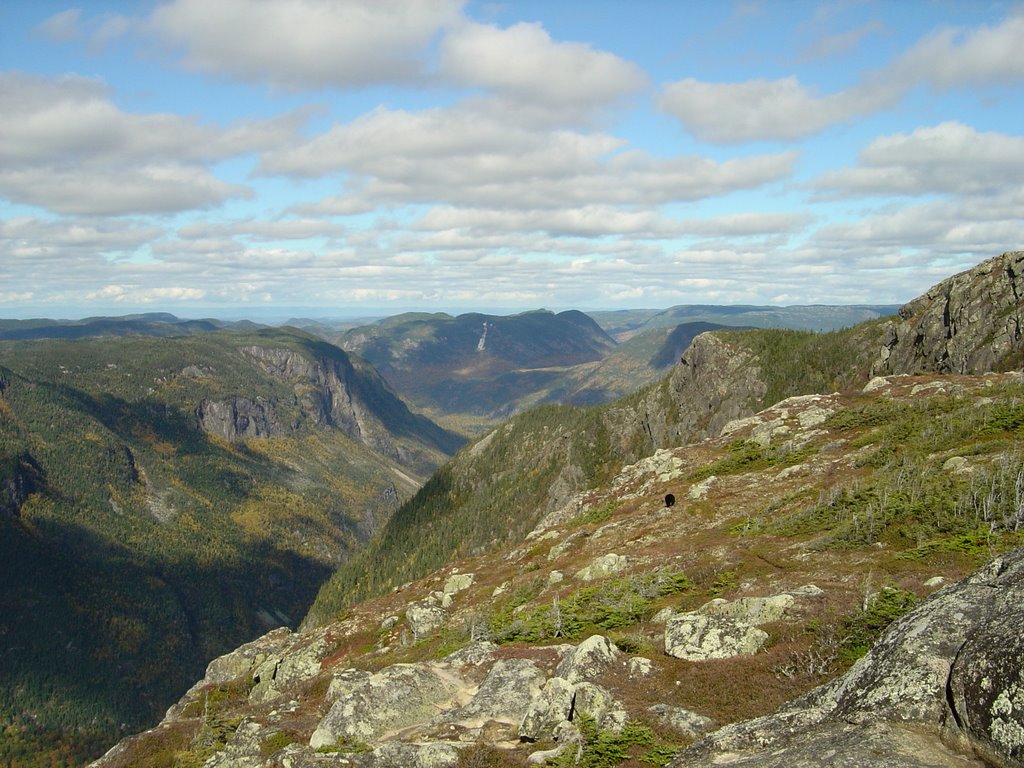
[[1, 1, 1022, 321]]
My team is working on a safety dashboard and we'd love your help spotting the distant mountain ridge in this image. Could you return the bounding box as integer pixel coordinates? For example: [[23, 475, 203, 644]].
[[0, 312, 263, 341], [590, 303, 900, 340], [338, 309, 617, 420]]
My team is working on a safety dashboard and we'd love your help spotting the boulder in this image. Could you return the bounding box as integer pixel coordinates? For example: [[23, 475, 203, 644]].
[[572, 682, 627, 732], [407, 603, 447, 639], [350, 742, 461, 768], [519, 677, 575, 742], [437, 658, 545, 727], [310, 663, 463, 748], [443, 572, 475, 595], [647, 704, 716, 738], [698, 594, 795, 625], [669, 548, 1024, 767], [201, 627, 294, 687], [556, 635, 622, 683], [664, 613, 768, 660], [574, 553, 628, 581]]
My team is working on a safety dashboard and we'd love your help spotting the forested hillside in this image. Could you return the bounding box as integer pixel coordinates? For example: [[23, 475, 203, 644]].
[[305, 321, 884, 626], [0, 328, 461, 767]]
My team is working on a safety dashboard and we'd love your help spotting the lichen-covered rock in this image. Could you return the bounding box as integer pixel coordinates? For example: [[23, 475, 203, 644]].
[[949, 563, 1024, 765], [670, 720, 988, 767], [519, 677, 576, 742], [669, 548, 1024, 767], [698, 594, 795, 626], [572, 682, 627, 732], [556, 635, 622, 683], [574, 553, 628, 581], [310, 663, 464, 748], [664, 613, 768, 660], [437, 658, 545, 728], [201, 628, 295, 687], [647, 704, 716, 738], [348, 742, 461, 768], [201, 719, 265, 768], [406, 603, 447, 639], [443, 572, 474, 595]]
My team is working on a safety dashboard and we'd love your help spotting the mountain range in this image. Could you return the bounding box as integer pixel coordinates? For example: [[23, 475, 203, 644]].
[[2, 253, 1021, 768], [84, 250, 1024, 768]]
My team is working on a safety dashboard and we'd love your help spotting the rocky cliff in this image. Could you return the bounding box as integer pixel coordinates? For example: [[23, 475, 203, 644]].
[[194, 344, 464, 476], [875, 250, 1024, 375]]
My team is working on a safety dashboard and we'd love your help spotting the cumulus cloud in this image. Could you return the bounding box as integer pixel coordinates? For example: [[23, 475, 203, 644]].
[[0, 217, 163, 254], [893, 13, 1024, 88], [660, 13, 1024, 143], [176, 218, 345, 241], [0, 164, 251, 217], [439, 21, 646, 122], [260, 102, 796, 211], [658, 75, 899, 144], [814, 189, 1024, 256], [86, 285, 208, 303], [0, 73, 307, 216], [813, 122, 1024, 197], [148, 0, 463, 89]]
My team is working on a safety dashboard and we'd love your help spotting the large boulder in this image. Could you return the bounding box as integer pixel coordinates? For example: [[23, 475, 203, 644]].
[[436, 658, 545, 728], [556, 635, 622, 683], [310, 663, 464, 748], [698, 594, 795, 626], [664, 613, 768, 660], [669, 548, 1024, 767], [519, 677, 576, 742]]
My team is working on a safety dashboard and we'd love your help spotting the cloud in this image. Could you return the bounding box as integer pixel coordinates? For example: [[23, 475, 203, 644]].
[[813, 189, 1024, 261], [0, 164, 252, 217], [800, 20, 888, 61], [176, 218, 345, 241], [415, 207, 810, 239], [812, 122, 1024, 197], [657, 75, 899, 144], [148, 0, 464, 89], [260, 102, 797, 211], [659, 13, 1024, 143], [35, 9, 82, 42], [439, 21, 646, 122], [893, 13, 1024, 88], [0, 73, 307, 216], [85, 285, 208, 303], [0, 217, 163, 255]]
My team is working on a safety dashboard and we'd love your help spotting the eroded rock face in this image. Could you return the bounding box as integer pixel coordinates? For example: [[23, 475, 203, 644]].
[[874, 250, 1024, 376], [196, 397, 278, 441]]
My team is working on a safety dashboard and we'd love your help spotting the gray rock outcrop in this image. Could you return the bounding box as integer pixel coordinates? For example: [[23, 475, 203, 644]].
[[310, 663, 464, 748], [669, 547, 1024, 767], [664, 612, 769, 660], [874, 250, 1024, 376]]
